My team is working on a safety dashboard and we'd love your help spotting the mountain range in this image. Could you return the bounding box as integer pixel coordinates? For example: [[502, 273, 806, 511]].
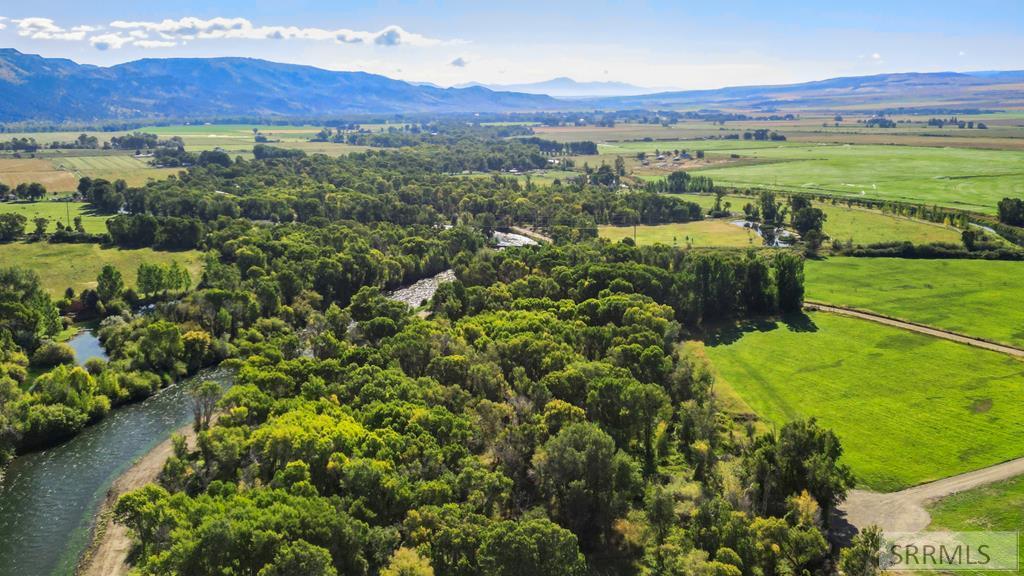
[[1, 48, 1023, 122], [454, 77, 658, 98]]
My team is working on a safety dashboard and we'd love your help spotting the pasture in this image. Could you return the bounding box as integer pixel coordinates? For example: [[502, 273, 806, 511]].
[[701, 311, 1024, 491], [673, 193, 962, 244], [0, 201, 109, 234], [686, 143, 1024, 213], [0, 242, 202, 296], [599, 220, 759, 248], [0, 158, 78, 192], [805, 257, 1024, 348]]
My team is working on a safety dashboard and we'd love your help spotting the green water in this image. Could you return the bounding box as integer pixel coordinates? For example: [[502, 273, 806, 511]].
[[0, 369, 233, 576]]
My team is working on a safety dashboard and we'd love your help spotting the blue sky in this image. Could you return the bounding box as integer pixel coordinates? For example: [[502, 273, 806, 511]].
[[1, 0, 1021, 89]]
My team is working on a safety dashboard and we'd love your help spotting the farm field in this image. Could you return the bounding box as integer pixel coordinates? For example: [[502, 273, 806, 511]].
[[805, 257, 1024, 347], [0, 201, 109, 234], [599, 219, 759, 247], [701, 311, 1024, 491], [686, 143, 1024, 213], [673, 193, 962, 245], [0, 158, 79, 192], [0, 242, 202, 296]]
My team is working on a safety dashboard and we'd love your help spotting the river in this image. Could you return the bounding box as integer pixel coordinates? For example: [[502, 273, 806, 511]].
[[0, 231, 537, 576]]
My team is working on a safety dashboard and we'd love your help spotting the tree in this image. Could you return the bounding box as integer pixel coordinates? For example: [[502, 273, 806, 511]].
[[32, 217, 49, 237], [532, 422, 640, 548], [0, 213, 27, 241], [997, 198, 1024, 226], [258, 540, 339, 576], [773, 252, 804, 313], [96, 265, 124, 302], [137, 263, 165, 297], [380, 547, 434, 576], [840, 525, 883, 576], [189, 379, 221, 431], [478, 519, 586, 576], [792, 207, 826, 236]]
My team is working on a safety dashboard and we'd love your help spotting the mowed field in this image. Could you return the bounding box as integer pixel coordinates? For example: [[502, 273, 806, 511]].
[[0, 242, 202, 296], [599, 220, 759, 247], [685, 144, 1024, 213], [0, 202, 109, 234], [673, 193, 962, 245], [0, 158, 79, 192], [806, 258, 1024, 348], [701, 311, 1024, 491]]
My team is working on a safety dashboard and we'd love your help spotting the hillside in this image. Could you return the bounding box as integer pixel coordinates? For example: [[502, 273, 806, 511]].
[[0, 49, 561, 122], [588, 70, 1024, 110]]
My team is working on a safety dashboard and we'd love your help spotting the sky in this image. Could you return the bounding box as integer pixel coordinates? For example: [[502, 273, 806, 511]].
[[1, 0, 1022, 90]]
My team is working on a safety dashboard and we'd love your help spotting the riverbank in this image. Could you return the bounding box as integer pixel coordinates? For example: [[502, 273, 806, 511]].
[[76, 421, 197, 576]]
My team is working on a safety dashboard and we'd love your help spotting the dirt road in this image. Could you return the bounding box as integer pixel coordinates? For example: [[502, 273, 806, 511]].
[[509, 226, 553, 244], [77, 423, 197, 576], [804, 301, 1024, 358], [835, 455, 1024, 536]]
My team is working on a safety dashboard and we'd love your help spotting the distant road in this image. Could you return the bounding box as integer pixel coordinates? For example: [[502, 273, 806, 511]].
[[804, 301, 1024, 358]]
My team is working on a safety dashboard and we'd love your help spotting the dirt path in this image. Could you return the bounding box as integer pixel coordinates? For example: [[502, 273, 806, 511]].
[[509, 226, 552, 244], [835, 456, 1024, 536], [77, 422, 197, 576], [804, 301, 1024, 358]]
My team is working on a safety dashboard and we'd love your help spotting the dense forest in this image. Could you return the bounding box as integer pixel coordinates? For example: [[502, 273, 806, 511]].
[[0, 130, 880, 576]]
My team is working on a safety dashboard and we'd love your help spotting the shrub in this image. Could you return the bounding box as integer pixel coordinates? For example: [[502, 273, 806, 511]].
[[30, 341, 76, 368]]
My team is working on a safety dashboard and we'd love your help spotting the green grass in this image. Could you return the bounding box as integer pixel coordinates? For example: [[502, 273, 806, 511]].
[[702, 312, 1024, 491], [805, 258, 1024, 348], [599, 220, 760, 248], [0, 242, 202, 296], [686, 143, 1024, 213], [926, 477, 1024, 576], [673, 193, 961, 244], [0, 201, 109, 234]]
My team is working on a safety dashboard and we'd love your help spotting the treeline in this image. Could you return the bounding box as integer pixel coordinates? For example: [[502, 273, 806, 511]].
[[518, 137, 599, 155], [108, 240, 860, 576], [643, 170, 715, 194]]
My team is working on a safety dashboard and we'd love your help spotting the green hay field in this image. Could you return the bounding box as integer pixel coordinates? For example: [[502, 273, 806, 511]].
[[702, 312, 1024, 491], [805, 257, 1024, 347], [599, 220, 759, 248], [0, 242, 202, 296], [0, 201, 109, 234]]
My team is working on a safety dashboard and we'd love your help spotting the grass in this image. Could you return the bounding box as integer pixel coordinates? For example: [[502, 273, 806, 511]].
[[599, 220, 760, 248], [926, 477, 1024, 576], [805, 257, 1024, 348], [686, 143, 1024, 213], [0, 201, 109, 234], [0, 158, 79, 192], [0, 241, 202, 296], [701, 311, 1024, 491], [672, 193, 961, 244]]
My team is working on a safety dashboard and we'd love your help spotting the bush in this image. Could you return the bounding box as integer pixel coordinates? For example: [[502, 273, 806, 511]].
[[30, 341, 76, 368], [20, 403, 88, 450]]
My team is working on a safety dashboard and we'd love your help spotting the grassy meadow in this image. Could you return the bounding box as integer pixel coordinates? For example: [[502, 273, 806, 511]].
[[701, 311, 1024, 491], [599, 220, 759, 248], [0, 201, 110, 234], [0, 242, 202, 296], [806, 257, 1024, 347]]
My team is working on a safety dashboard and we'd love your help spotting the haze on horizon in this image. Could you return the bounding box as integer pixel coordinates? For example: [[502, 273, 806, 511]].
[[0, 0, 1022, 91]]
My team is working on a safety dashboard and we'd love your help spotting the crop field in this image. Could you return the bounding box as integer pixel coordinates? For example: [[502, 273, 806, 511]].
[[685, 144, 1024, 213], [701, 311, 1024, 491], [0, 158, 79, 192], [599, 220, 759, 247], [805, 257, 1024, 347], [0, 201, 109, 234], [672, 193, 961, 245], [0, 242, 202, 296]]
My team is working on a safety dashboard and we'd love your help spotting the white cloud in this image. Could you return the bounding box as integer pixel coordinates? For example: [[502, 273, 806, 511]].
[[0, 17, 7, 31], [90, 33, 133, 51], [450, 56, 468, 67], [4, 15, 461, 51], [134, 39, 177, 49], [959, 50, 967, 56], [871, 52, 882, 60], [13, 17, 88, 41]]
